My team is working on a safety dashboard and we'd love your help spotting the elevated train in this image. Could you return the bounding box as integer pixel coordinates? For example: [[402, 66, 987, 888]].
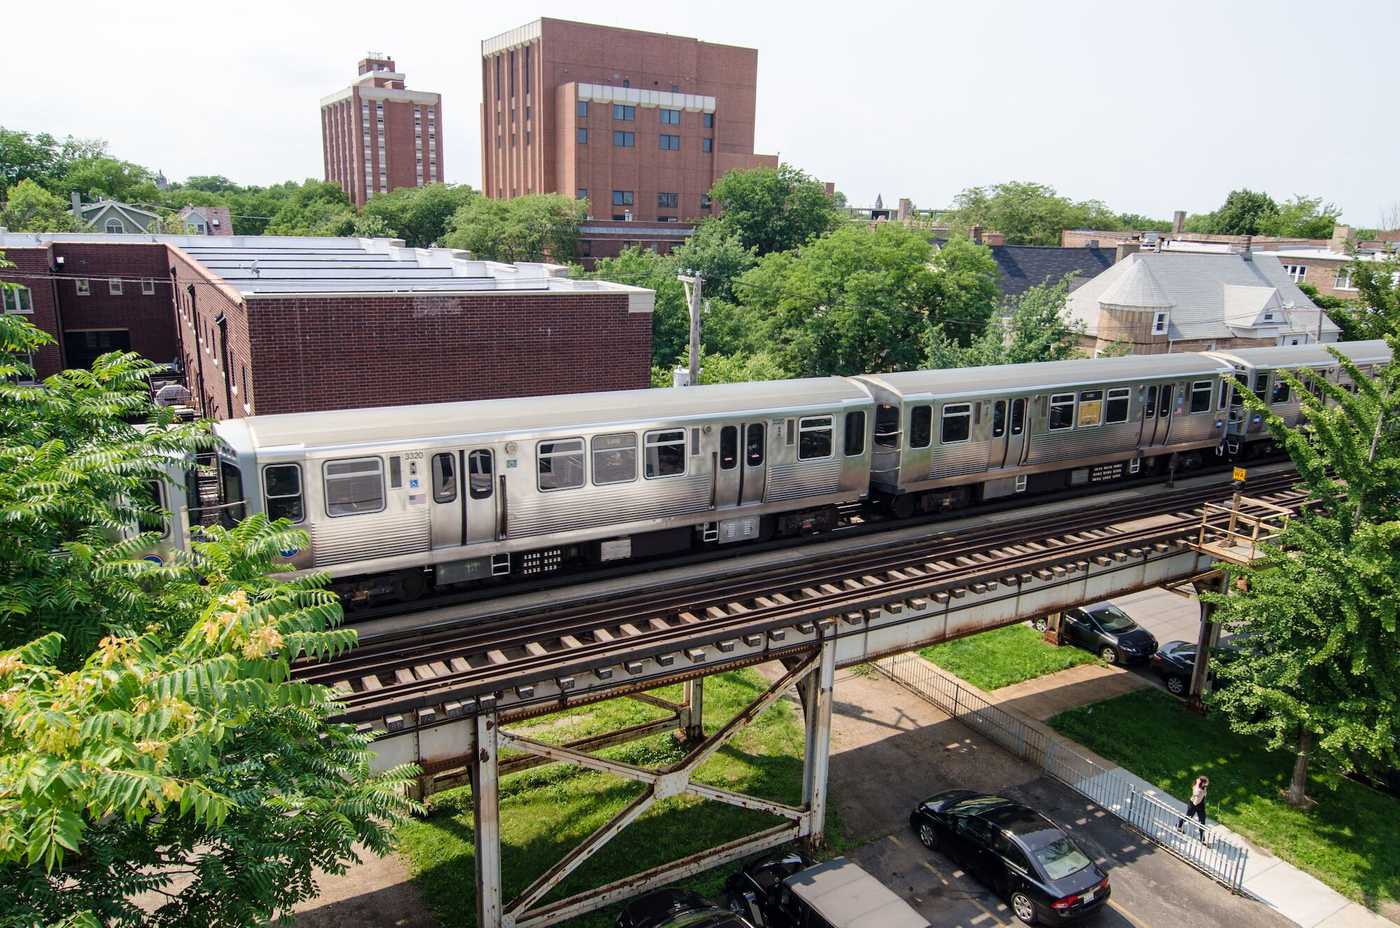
[[158, 340, 1389, 604]]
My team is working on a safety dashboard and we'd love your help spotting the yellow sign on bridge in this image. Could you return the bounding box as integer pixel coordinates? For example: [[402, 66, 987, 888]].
[[1232, 466, 1248, 483]]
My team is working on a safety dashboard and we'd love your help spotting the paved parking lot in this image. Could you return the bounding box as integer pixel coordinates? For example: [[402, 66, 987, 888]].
[[821, 665, 1291, 928]]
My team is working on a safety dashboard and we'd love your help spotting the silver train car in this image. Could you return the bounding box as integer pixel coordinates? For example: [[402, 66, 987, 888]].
[[206, 378, 875, 601], [154, 341, 1390, 603]]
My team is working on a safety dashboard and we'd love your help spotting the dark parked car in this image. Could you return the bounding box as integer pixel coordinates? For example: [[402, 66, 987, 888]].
[[617, 888, 753, 928], [909, 790, 1109, 925], [1036, 603, 1157, 665], [724, 850, 928, 928], [1149, 638, 1247, 697]]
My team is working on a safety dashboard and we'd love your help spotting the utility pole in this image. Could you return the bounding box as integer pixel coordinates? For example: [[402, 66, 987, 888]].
[[678, 272, 703, 387]]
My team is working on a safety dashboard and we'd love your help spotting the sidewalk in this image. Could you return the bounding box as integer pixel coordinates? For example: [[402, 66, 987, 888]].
[[922, 655, 1396, 928]]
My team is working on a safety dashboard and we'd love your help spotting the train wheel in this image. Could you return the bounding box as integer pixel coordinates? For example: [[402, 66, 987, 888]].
[[890, 494, 916, 519]]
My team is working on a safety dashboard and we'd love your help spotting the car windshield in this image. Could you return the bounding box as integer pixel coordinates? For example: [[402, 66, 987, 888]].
[[1033, 837, 1092, 880], [1089, 605, 1136, 633]]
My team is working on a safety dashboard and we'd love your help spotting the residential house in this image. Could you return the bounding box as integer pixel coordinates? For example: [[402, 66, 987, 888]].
[[71, 195, 160, 234], [177, 205, 233, 236]]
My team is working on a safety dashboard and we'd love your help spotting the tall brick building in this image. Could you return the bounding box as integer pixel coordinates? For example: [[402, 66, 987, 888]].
[[481, 18, 777, 222], [0, 233, 653, 419], [321, 56, 445, 207]]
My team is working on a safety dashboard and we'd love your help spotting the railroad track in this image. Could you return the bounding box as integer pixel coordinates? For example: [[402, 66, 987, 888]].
[[297, 470, 1303, 728]]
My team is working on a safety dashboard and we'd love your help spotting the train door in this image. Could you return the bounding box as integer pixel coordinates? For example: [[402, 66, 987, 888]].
[[464, 449, 498, 544], [715, 424, 742, 509], [741, 422, 767, 506], [1151, 383, 1175, 445], [429, 450, 463, 549], [1002, 397, 1028, 468], [986, 399, 1008, 468]]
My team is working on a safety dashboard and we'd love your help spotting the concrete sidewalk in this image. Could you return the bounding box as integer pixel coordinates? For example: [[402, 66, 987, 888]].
[[927, 655, 1396, 928]]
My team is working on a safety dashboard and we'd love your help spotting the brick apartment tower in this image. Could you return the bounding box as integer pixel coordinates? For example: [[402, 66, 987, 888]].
[[481, 19, 777, 223], [321, 56, 445, 207]]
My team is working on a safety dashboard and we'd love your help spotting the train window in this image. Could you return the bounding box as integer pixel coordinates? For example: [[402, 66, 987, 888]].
[[1105, 388, 1131, 424], [263, 464, 304, 523], [1144, 385, 1158, 418], [720, 426, 739, 470], [798, 416, 834, 460], [909, 406, 932, 448], [140, 480, 172, 538], [538, 439, 586, 491], [1190, 380, 1214, 413], [324, 458, 385, 517], [844, 410, 866, 456], [1048, 393, 1075, 431], [1078, 390, 1104, 428], [940, 403, 972, 444], [874, 404, 900, 448], [644, 429, 687, 478], [1253, 373, 1269, 402], [389, 456, 402, 489], [592, 432, 638, 484], [746, 423, 766, 466], [468, 450, 494, 499], [1011, 398, 1025, 435], [992, 400, 1006, 438], [1158, 384, 1173, 418], [1219, 379, 1231, 410], [1271, 377, 1291, 405], [431, 453, 457, 504], [785, 419, 796, 446]]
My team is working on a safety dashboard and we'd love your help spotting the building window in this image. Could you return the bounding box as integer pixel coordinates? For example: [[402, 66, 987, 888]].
[[538, 438, 586, 491], [2, 285, 34, 314], [612, 104, 636, 121], [660, 108, 681, 125], [577, 127, 588, 144], [1048, 393, 1076, 430], [108, 278, 123, 296], [1333, 268, 1355, 290], [702, 138, 713, 153], [644, 429, 687, 478], [577, 100, 588, 118], [659, 134, 681, 150], [612, 190, 634, 206], [703, 112, 715, 129], [657, 192, 679, 209], [323, 458, 386, 517], [613, 130, 635, 147], [1282, 263, 1307, 282], [577, 188, 588, 201], [1151, 311, 1169, 335], [104, 218, 124, 234], [141, 278, 155, 295], [700, 195, 712, 210], [75, 278, 90, 296]]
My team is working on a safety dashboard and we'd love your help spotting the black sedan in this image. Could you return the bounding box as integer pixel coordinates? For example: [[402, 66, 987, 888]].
[[909, 790, 1109, 925], [1148, 640, 1209, 696], [617, 888, 754, 928], [1042, 603, 1157, 665]]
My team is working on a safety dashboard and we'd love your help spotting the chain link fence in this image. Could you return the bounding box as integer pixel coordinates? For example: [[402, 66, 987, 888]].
[[874, 650, 1249, 892]]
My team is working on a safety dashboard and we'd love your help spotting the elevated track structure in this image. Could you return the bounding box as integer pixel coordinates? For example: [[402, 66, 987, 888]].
[[296, 464, 1304, 928]]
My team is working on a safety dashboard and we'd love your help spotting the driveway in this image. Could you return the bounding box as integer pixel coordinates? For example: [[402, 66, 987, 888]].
[[822, 665, 1291, 928]]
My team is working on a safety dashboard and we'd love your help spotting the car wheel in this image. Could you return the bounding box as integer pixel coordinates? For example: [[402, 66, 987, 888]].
[[1099, 645, 1119, 664], [917, 821, 938, 850], [1011, 890, 1038, 925], [1166, 674, 1187, 696], [723, 893, 746, 915], [1031, 617, 1048, 632]]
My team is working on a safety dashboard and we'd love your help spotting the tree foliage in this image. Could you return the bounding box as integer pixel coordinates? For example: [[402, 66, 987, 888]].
[[260, 181, 358, 237], [360, 183, 478, 248], [1184, 190, 1341, 239], [670, 220, 757, 303], [0, 179, 80, 233], [590, 246, 689, 370], [925, 274, 1085, 368], [1207, 265, 1400, 805], [442, 194, 584, 263], [0, 304, 419, 924], [944, 181, 1165, 245], [708, 164, 840, 256]]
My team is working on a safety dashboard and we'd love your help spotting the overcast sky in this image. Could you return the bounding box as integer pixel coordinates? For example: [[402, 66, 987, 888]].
[[5, 0, 1395, 224]]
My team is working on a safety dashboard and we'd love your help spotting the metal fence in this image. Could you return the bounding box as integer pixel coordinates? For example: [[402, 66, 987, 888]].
[[873, 651, 1249, 892]]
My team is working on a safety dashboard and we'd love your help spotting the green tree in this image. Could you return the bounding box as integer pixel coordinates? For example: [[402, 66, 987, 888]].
[[361, 183, 478, 247], [591, 246, 688, 369], [1186, 188, 1280, 236], [442, 194, 584, 262], [1257, 195, 1341, 240], [0, 129, 105, 189], [928, 236, 1001, 345], [708, 164, 840, 256], [670, 220, 757, 303], [1344, 254, 1400, 340], [261, 180, 357, 237], [0, 307, 419, 925], [944, 181, 1161, 246], [1207, 268, 1400, 805], [60, 156, 155, 203], [924, 274, 1084, 368], [1, 179, 80, 232]]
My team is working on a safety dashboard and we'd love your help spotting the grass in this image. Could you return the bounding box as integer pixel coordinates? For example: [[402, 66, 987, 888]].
[[1049, 687, 1400, 913], [396, 668, 846, 928], [920, 622, 1098, 690]]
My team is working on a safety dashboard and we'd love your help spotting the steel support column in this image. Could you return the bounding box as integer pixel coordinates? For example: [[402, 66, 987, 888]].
[[1189, 573, 1226, 711], [801, 636, 837, 849], [473, 703, 503, 928], [681, 677, 705, 741]]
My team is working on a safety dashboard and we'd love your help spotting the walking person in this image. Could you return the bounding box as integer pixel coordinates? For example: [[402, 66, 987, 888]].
[[1177, 775, 1210, 844]]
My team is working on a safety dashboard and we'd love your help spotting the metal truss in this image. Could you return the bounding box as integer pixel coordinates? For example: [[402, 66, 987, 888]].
[[471, 637, 836, 928]]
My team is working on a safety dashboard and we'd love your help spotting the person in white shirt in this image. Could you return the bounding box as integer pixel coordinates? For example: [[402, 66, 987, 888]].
[[1177, 775, 1210, 843]]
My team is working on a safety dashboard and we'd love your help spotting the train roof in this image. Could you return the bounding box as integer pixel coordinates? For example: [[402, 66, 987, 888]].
[[858, 352, 1229, 400], [1206, 339, 1391, 369], [218, 377, 872, 452]]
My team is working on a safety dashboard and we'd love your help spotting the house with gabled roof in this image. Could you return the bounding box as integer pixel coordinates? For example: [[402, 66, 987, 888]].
[[176, 204, 233, 236], [70, 195, 160, 234]]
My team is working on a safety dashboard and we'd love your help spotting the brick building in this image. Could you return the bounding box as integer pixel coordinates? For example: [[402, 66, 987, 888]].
[[0, 233, 653, 418], [481, 18, 778, 222], [321, 56, 445, 207], [576, 218, 694, 268]]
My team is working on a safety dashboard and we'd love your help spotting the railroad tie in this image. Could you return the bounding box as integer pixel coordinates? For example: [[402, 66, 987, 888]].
[[487, 649, 509, 665], [525, 642, 548, 657], [559, 635, 583, 650], [648, 617, 671, 632], [619, 623, 643, 637]]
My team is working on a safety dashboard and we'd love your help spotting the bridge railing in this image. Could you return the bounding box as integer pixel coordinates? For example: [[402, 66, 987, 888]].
[[873, 650, 1249, 892]]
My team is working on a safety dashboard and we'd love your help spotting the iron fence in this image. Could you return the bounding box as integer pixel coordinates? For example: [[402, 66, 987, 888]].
[[873, 650, 1249, 892]]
